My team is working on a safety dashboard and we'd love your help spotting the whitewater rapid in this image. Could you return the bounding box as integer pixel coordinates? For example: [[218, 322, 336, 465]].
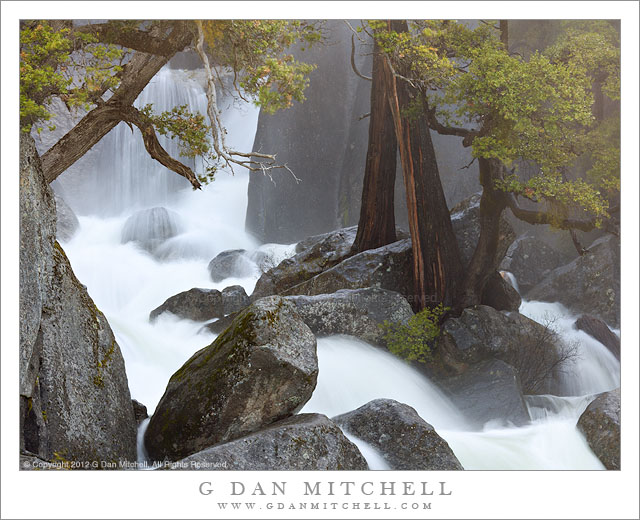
[[59, 65, 619, 470]]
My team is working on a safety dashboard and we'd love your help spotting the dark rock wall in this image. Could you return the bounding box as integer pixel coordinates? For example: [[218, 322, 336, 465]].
[[246, 20, 372, 243]]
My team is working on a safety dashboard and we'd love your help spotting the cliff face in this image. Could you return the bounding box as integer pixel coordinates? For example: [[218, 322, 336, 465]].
[[245, 21, 481, 245], [19, 134, 137, 464], [245, 20, 372, 244]]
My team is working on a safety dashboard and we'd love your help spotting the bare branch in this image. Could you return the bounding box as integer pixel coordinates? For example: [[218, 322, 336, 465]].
[[459, 156, 477, 170], [194, 21, 299, 181], [350, 35, 372, 81]]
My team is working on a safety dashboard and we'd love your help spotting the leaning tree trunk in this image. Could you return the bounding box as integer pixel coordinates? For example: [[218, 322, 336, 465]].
[[352, 38, 398, 253], [383, 20, 464, 311], [455, 157, 508, 311]]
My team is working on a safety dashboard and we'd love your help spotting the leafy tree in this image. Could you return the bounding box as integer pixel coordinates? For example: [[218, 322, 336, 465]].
[[20, 20, 321, 187], [353, 19, 620, 311]]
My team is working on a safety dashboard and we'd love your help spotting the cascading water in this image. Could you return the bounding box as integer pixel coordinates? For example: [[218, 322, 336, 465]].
[[60, 65, 619, 470], [61, 66, 294, 412]]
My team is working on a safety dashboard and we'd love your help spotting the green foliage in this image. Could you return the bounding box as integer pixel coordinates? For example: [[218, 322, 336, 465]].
[[201, 20, 321, 113], [367, 19, 619, 228], [381, 304, 448, 364], [140, 104, 210, 158], [20, 20, 124, 132]]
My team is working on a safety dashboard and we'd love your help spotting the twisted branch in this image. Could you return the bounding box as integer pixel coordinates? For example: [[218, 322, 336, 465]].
[[194, 21, 299, 182]]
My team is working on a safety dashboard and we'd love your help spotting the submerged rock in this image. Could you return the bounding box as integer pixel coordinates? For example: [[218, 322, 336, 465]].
[[169, 414, 368, 471], [251, 226, 358, 299], [577, 388, 620, 470], [286, 288, 414, 346], [527, 235, 620, 327], [149, 285, 249, 323], [500, 235, 574, 295], [333, 399, 463, 470], [121, 207, 182, 256], [20, 135, 137, 466], [207, 249, 254, 282], [574, 315, 620, 361], [145, 296, 318, 462], [437, 360, 530, 429]]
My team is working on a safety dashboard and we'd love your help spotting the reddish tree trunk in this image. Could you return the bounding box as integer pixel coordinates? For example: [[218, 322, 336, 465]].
[[352, 38, 398, 253], [383, 20, 464, 311]]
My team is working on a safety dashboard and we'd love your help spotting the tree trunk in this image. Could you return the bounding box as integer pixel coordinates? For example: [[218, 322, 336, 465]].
[[455, 157, 508, 311], [383, 20, 464, 311], [352, 38, 397, 253]]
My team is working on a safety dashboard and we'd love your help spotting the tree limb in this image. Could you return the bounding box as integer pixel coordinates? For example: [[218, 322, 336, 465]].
[[73, 22, 185, 57], [505, 192, 607, 233], [350, 35, 372, 81], [424, 105, 476, 145], [118, 105, 201, 189]]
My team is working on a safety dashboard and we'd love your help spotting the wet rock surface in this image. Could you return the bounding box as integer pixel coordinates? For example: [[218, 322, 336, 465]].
[[251, 227, 358, 299], [20, 135, 137, 466], [574, 314, 620, 361], [283, 239, 414, 301], [333, 399, 463, 470], [577, 388, 620, 470], [286, 288, 414, 347], [437, 305, 563, 388], [500, 235, 574, 295], [145, 296, 318, 462], [149, 285, 249, 323], [527, 235, 620, 327], [481, 270, 522, 311], [436, 360, 530, 429], [169, 414, 368, 471]]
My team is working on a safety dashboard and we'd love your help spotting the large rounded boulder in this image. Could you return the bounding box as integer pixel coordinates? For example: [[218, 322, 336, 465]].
[[286, 288, 414, 347], [577, 388, 620, 470], [144, 296, 318, 462], [333, 399, 463, 470], [168, 414, 368, 471], [527, 235, 620, 327], [121, 207, 182, 255]]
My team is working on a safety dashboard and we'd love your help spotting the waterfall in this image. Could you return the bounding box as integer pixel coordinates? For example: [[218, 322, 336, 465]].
[[60, 64, 619, 470]]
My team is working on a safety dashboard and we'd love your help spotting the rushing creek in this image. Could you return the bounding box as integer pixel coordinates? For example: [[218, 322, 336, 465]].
[[59, 66, 619, 470]]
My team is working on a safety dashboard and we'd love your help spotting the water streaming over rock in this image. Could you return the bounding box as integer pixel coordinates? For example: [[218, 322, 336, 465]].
[[60, 65, 619, 470]]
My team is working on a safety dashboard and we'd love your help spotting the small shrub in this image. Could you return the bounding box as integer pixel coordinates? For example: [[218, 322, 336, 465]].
[[502, 315, 579, 394], [381, 304, 447, 364]]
